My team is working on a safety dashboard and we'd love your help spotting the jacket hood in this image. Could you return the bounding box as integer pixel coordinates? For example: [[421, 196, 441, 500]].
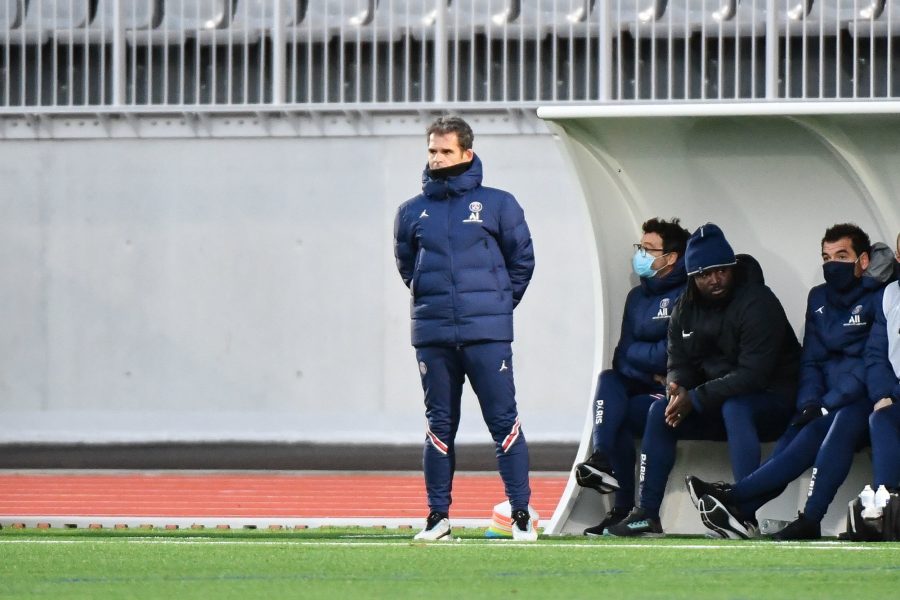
[[642, 255, 688, 295], [863, 242, 898, 288], [735, 253, 765, 286], [421, 154, 483, 199]]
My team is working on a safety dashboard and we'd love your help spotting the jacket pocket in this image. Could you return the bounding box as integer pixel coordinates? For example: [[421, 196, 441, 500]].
[[411, 247, 426, 295]]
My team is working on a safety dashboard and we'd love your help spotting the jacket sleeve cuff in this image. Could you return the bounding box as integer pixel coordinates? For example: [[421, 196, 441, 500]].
[[690, 389, 704, 413]]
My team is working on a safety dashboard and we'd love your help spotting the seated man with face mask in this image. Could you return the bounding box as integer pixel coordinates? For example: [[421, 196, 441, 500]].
[[606, 223, 801, 537], [574, 218, 690, 536], [687, 224, 897, 540]]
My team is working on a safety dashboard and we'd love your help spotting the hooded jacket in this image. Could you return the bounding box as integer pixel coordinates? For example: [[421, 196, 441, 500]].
[[612, 258, 688, 387], [866, 278, 900, 404], [667, 254, 802, 413], [797, 242, 896, 411], [393, 155, 535, 347]]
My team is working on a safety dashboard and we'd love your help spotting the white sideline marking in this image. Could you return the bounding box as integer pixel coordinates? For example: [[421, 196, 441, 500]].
[[0, 539, 896, 551]]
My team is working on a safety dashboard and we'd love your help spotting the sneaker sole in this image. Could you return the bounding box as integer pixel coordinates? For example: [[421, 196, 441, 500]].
[[699, 496, 752, 540], [574, 464, 620, 493]]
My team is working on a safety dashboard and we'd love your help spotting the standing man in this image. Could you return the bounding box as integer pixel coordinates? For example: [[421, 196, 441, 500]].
[[688, 224, 896, 540], [607, 223, 801, 537], [393, 116, 537, 541], [866, 231, 900, 491], [574, 218, 690, 536]]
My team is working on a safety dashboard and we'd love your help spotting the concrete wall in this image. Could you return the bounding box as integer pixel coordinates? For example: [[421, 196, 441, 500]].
[[0, 129, 596, 444]]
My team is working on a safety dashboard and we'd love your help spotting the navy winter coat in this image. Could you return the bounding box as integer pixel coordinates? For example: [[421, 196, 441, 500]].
[[800, 246, 896, 411], [797, 280, 885, 411], [612, 258, 688, 387], [393, 155, 535, 347]]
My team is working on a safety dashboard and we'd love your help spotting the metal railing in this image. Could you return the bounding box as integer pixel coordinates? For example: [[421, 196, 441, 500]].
[[1, 1, 899, 111]]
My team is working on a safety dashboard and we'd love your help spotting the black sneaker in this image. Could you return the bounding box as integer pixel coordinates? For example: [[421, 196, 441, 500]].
[[698, 494, 758, 539], [772, 513, 821, 541], [574, 452, 620, 493], [685, 475, 733, 510], [603, 508, 664, 538], [584, 506, 631, 537], [413, 511, 451, 541], [510, 509, 538, 541]]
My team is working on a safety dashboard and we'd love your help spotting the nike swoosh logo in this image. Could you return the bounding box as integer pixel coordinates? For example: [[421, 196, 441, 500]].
[[682, 331, 693, 338]]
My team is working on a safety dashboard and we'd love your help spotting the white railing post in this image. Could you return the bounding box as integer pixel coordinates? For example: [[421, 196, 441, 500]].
[[765, 0, 779, 99], [111, 0, 126, 106], [272, 0, 286, 105], [433, 0, 448, 103], [599, 0, 612, 102]]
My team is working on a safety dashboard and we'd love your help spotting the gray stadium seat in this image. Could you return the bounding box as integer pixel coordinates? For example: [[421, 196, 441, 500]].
[[128, 0, 232, 44]]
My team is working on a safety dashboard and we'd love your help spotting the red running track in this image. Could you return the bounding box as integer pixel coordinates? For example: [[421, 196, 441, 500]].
[[0, 472, 566, 522]]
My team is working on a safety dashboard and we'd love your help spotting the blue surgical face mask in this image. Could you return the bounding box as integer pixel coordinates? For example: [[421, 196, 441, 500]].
[[633, 250, 664, 279], [822, 259, 859, 291]]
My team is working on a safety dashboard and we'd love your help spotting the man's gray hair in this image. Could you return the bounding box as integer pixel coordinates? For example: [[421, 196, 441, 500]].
[[426, 115, 474, 151]]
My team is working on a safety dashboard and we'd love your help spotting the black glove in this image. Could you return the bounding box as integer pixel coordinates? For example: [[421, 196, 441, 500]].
[[792, 405, 823, 428]]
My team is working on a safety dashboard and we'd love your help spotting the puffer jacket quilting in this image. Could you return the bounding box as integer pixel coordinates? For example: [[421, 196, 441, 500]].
[[393, 155, 535, 347]]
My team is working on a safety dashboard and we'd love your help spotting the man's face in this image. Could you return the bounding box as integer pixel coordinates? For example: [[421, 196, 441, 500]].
[[822, 237, 869, 276], [428, 132, 473, 170], [693, 267, 734, 301]]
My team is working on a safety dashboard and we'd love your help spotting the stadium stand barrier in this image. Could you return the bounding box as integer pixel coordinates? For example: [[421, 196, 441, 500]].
[[537, 101, 900, 536], [2, 1, 900, 110]]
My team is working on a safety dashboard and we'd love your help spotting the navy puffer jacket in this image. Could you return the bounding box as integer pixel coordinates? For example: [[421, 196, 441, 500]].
[[612, 258, 688, 387], [393, 155, 535, 347], [798, 243, 897, 411]]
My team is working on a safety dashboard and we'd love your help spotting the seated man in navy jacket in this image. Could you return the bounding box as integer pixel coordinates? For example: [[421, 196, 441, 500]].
[[607, 223, 801, 537], [866, 231, 900, 492], [687, 224, 896, 540], [573, 218, 690, 535]]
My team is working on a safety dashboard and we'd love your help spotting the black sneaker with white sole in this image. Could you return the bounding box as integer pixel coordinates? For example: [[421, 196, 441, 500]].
[[583, 506, 632, 537], [698, 494, 758, 539], [603, 508, 664, 538], [413, 511, 451, 541], [511, 509, 538, 541], [685, 475, 733, 510], [771, 512, 821, 541], [574, 452, 620, 494]]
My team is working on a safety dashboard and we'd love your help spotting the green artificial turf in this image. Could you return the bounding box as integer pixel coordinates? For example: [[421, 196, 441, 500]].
[[1, 528, 898, 599]]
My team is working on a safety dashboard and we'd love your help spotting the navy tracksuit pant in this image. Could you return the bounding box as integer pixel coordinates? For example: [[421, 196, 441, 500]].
[[870, 403, 900, 489], [415, 341, 530, 514], [729, 400, 870, 522], [591, 369, 664, 510], [638, 392, 791, 518]]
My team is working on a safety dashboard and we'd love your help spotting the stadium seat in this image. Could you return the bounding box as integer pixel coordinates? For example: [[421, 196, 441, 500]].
[[846, 0, 900, 37], [624, 0, 766, 38], [54, 1, 161, 43], [288, 0, 396, 43], [128, 0, 234, 44]]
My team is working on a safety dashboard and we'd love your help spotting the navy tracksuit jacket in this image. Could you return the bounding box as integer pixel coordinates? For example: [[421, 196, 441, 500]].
[[731, 269, 892, 521], [591, 259, 687, 510], [393, 155, 535, 513]]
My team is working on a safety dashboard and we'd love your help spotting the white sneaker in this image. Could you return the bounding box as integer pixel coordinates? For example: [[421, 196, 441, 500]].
[[511, 509, 538, 541], [414, 511, 451, 541]]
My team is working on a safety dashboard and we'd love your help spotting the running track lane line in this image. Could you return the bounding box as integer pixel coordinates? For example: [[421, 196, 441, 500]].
[[0, 472, 566, 526]]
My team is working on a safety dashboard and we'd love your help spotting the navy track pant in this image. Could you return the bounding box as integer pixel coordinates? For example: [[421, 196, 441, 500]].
[[638, 392, 791, 518], [870, 403, 900, 488], [415, 342, 530, 514], [730, 400, 871, 522], [591, 369, 664, 510]]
